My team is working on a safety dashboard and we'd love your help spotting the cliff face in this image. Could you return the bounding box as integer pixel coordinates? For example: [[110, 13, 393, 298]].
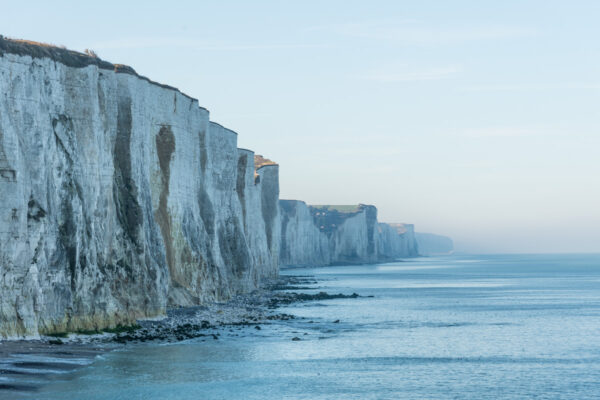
[[416, 233, 454, 255], [0, 38, 279, 338], [279, 200, 331, 267], [279, 201, 418, 266], [377, 223, 419, 260]]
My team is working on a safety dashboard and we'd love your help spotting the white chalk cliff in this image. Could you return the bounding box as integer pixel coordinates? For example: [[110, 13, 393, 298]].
[[378, 223, 419, 260], [279, 201, 419, 266], [0, 37, 442, 340], [0, 38, 279, 338]]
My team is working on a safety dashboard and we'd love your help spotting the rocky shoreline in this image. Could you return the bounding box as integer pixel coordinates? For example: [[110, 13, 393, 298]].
[[0, 274, 363, 394], [30, 275, 362, 345]]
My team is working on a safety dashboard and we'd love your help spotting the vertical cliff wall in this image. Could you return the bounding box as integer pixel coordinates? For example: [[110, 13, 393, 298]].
[[279, 200, 332, 267], [377, 223, 419, 260], [279, 202, 418, 266], [0, 38, 279, 338]]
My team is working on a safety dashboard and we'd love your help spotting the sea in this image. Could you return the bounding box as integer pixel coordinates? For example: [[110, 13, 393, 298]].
[[3, 254, 600, 399]]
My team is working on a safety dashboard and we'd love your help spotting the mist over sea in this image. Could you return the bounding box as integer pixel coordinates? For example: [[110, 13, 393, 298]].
[[9, 254, 600, 399]]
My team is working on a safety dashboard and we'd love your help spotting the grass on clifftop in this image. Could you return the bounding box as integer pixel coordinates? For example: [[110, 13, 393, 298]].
[[310, 205, 360, 213], [254, 155, 277, 170]]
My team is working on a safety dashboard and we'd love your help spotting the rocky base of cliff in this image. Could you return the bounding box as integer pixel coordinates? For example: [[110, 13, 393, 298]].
[[14, 275, 359, 346], [0, 273, 364, 396]]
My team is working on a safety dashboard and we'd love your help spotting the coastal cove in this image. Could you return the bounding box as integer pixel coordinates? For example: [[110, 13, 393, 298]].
[[3, 254, 600, 399]]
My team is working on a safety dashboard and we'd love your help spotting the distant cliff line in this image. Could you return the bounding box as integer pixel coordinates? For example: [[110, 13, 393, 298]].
[[280, 201, 419, 266], [0, 36, 450, 339], [278, 202, 453, 265]]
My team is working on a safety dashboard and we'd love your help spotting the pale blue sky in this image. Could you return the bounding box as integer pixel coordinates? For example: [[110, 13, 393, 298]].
[[2, 1, 599, 253]]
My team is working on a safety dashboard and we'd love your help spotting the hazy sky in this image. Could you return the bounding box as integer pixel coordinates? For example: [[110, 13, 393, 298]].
[[2, 1, 599, 253]]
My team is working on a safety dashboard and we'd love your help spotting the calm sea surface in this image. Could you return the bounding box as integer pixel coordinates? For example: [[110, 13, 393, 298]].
[[7, 254, 600, 399]]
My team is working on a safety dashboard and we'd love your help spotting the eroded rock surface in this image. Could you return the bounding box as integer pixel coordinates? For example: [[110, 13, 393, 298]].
[[0, 38, 279, 338]]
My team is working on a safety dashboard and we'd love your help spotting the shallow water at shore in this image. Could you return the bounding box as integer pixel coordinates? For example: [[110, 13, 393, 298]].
[[4, 254, 600, 399]]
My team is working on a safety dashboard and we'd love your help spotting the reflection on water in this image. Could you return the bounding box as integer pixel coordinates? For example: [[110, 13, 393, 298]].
[[10, 254, 600, 400]]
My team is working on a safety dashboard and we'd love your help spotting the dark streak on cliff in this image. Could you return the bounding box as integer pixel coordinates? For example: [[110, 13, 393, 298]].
[[236, 153, 248, 233], [155, 125, 176, 282], [58, 196, 77, 292], [113, 89, 142, 249], [218, 219, 250, 278], [199, 130, 208, 174], [198, 187, 215, 236], [0, 124, 17, 182], [51, 114, 82, 292]]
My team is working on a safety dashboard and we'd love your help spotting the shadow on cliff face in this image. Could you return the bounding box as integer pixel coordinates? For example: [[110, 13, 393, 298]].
[[197, 186, 215, 236], [218, 219, 251, 279], [154, 125, 176, 279], [260, 167, 278, 251], [52, 114, 79, 294], [236, 153, 248, 229], [0, 120, 17, 182], [113, 90, 142, 249]]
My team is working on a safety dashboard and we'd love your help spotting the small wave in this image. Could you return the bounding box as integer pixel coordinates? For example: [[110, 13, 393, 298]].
[[305, 355, 600, 365], [390, 282, 508, 289], [7, 363, 79, 375], [0, 382, 38, 392], [376, 265, 455, 271], [351, 320, 514, 330], [0, 367, 51, 376], [9, 354, 93, 366]]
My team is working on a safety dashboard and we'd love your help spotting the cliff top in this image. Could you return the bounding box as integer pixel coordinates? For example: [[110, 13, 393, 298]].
[[309, 204, 375, 235], [0, 35, 198, 103], [254, 155, 278, 170], [310, 205, 361, 213]]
